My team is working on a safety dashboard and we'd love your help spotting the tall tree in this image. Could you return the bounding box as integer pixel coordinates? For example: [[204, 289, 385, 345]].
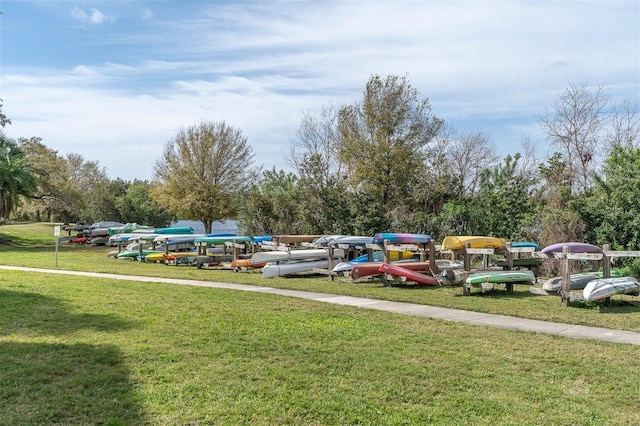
[[0, 98, 11, 128], [80, 178, 129, 224], [114, 180, 175, 227], [0, 132, 37, 220], [337, 74, 443, 229], [606, 98, 640, 149], [471, 154, 536, 240], [535, 153, 584, 246], [236, 168, 301, 235], [539, 82, 608, 194], [433, 126, 499, 197], [288, 105, 353, 234], [579, 144, 640, 249], [288, 104, 344, 183], [20, 138, 108, 223], [152, 121, 259, 233]]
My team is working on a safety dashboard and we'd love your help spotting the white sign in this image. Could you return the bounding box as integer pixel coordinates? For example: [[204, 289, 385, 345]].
[[54, 226, 61, 237]]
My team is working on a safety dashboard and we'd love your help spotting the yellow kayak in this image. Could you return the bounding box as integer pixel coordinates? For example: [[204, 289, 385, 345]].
[[440, 236, 506, 251], [145, 251, 197, 262]]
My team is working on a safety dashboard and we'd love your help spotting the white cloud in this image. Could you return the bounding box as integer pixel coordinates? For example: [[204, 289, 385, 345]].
[[70, 6, 114, 25], [140, 8, 153, 21], [5, 0, 638, 180]]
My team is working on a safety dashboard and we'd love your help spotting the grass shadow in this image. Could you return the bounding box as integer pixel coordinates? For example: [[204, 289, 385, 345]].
[[450, 284, 540, 299], [570, 298, 640, 313], [0, 289, 144, 424], [0, 342, 144, 425], [0, 290, 136, 336]]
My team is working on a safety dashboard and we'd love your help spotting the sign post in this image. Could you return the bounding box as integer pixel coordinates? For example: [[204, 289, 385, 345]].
[[54, 225, 61, 267]]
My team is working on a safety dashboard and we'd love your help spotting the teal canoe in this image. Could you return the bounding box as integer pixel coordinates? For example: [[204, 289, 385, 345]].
[[194, 235, 252, 245]]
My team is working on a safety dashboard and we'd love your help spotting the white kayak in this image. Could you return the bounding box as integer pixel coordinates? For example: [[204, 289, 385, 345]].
[[583, 277, 640, 301], [252, 248, 344, 264], [262, 260, 330, 278]]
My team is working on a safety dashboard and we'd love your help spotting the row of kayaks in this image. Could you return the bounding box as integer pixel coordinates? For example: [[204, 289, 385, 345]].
[[105, 231, 640, 300], [540, 271, 640, 301]]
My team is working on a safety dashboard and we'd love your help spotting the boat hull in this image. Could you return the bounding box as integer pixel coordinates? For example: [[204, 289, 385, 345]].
[[252, 248, 344, 264], [583, 277, 640, 301], [262, 260, 329, 278], [441, 236, 506, 251], [542, 270, 622, 292], [372, 233, 432, 245], [466, 270, 535, 285], [541, 242, 602, 254], [378, 263, 439, 286]]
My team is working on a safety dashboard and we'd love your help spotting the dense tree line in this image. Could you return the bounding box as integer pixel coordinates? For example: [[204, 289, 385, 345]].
[[1, 78, 639, 255]]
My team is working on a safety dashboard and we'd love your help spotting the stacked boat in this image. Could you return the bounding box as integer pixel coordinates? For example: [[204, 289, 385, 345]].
[[254, 247, 345, 278]]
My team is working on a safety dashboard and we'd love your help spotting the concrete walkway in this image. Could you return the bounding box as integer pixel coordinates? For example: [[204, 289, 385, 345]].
[[2, 265, 640, 346]]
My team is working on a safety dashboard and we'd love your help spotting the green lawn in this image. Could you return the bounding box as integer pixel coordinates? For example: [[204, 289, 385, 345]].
[[1, 223, 640, 424]]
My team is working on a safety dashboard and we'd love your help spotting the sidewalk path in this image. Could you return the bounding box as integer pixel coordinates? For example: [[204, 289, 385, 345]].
[[2, 265, 640, 346]]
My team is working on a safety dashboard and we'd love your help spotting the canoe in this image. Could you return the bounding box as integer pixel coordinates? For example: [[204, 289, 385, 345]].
[[332, 261, 361, 274], [116, 250, 162, 259], [230, 258, 267, 270], [372, 233, 432, 245], [194, 235, 252, 245], [378, 263, 440, 286], [250, 235, 273, 244], [350, 261, 427, 280], [509, 241, 540, 250], [583, 277, 640, 301], [144, 252, 167, 262], [312, 235, 347, 246], [351, 250, 416, 263], [271, 235, 322, 244], [107, 233, 139, 245], [153, 234, 206, 244], [540, 242, 601, 254], [440, 236, 506, 251], [108, 223, 154, 235], [262, 259, 329, 278], [89, 237, 108, 245], [151, 226, 194, 235], [252, 248, 344, 264], [337, 258, 459, 274], [328, 235, 373, 247], [466, 270, 535, 285], [542, 270, 622, 292]]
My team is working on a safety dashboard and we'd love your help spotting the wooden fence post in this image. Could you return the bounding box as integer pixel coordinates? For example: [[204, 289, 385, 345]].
[[561, 245, 570, 307]]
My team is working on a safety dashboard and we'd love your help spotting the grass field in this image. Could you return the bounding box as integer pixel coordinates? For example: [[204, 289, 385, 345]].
[[1, 223, 640, 424]]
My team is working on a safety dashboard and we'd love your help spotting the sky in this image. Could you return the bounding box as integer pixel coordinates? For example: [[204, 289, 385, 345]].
[[0, 0, 638, 181]]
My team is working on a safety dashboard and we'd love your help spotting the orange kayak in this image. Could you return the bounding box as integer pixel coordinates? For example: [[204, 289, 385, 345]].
[[230, 258, 267, 269]]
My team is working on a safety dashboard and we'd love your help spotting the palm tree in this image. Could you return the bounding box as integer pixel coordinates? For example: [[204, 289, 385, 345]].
[[0, 132, 37, 220]]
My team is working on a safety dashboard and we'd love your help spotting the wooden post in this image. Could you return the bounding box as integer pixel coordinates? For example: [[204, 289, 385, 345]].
[[428, 241, 438, 275], [462, 242, 471, 295], [383, 240, 390, 264], [504, 243, 513, 270], [561, 245, 571, 307], [463, 242, 471, 272], [602, 244, 611, 278], [327, 245, 335, 279]]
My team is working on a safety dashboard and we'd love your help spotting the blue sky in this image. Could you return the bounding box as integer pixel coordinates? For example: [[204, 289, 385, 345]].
[[1, 0, 638, 181]]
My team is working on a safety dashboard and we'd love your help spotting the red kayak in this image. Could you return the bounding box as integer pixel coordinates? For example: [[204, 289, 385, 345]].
[[351, 262, 434, 281], [378, 263, 440, 286]]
